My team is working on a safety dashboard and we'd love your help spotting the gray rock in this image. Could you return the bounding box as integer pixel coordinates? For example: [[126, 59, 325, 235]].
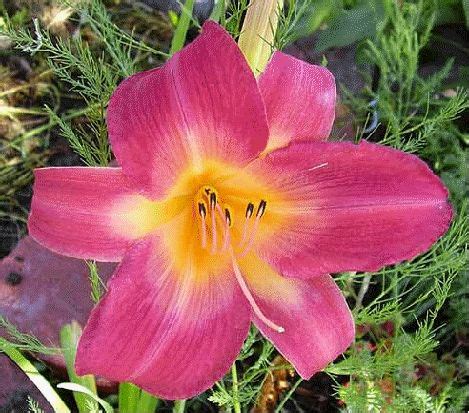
[[140, 0, 214, 21]]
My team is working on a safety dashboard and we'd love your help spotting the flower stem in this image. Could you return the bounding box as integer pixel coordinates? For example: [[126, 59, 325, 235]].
[[355, 273, 371, 309], [231, 362, 241, 413], [138, 390, 160, 413], [118, 382, 140, 412], [173, 399, 186, 413]]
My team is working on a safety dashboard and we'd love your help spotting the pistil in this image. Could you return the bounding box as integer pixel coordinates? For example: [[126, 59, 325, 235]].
[[230, 248, 284, 333]]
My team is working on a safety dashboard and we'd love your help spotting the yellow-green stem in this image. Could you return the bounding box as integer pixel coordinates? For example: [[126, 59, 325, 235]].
[[173, 399, 186, 413], [119, 382, 141, 412], [231, 362, 241, 413]]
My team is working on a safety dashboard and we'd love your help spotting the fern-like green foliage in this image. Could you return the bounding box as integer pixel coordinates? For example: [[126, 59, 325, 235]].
[[0, 316, 59, 355], [332, 1, 469, 411], [222, 0, 250, 39], [0, 0, 165, 168], [87, 260, 107, 304], [209, 327, 276, 408], [0, 1, 467, 411], [27, 397, 46, 413]]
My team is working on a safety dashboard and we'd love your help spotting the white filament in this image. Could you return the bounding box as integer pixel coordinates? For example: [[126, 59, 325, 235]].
[[230, 248, 284, 333]]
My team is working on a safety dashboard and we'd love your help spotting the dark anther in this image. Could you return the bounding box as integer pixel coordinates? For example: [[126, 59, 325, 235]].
[[204, 187, 211, 196], [225, 208, 232, 226], [245, 202, 255, 218], [14, 256, 24, 262], [198, 202, 207, 217], [6, 272, 22, 286], [210, 192, 217, 209], [256, 200, 267, 218]]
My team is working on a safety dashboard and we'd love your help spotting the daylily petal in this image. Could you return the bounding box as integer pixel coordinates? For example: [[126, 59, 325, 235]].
[[107, 21, 269, 199], [249, 141, 452, 278], [75, 235, 251, 399], [259, 52, 336, 152], [242, 255, 354, 378], [28, 167, 159, 261]]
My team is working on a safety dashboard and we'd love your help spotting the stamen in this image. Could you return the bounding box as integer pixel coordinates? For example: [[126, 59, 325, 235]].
[[256, 200, 267, 218], [230, 248, 284, 333], [239, 202, 255, 249], [209, 192, 217, 209], [214, 204, 231, 253], [198, 202, 207, 217], [210, 193, 218, 254], [222, 205, 233, 251], [198, 201, 207, 249], [246, 202, 255, 219], [238, 215, 260, 258], [224, 207, 232, 228], [239, 200, 266, 257]]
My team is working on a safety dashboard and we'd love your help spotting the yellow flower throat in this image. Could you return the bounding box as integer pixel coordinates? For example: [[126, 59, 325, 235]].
[[159, 160, 284, 271], [111, 159, 288, 332]]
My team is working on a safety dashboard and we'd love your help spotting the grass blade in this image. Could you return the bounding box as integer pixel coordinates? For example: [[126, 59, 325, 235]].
[[170, 0, 196, 55], [60, 322, 98, 413], [1, 339, 70, 413], [57, 382, 113, 413]]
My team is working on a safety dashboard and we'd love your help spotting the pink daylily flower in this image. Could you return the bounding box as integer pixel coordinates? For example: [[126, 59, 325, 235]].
[[28, 22, 452, 399]]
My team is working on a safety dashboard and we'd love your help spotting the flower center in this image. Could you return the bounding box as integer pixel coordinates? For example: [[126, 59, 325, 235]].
[[162, 159, 286, 333], [193, 184, 267, 257]]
